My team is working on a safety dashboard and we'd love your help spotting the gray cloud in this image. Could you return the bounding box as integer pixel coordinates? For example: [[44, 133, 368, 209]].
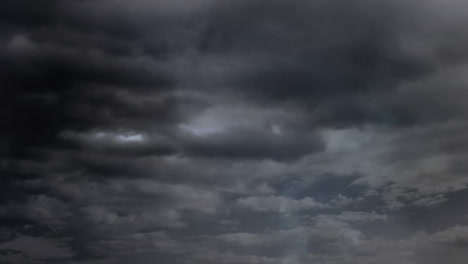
[[3, 0, 468, 263]]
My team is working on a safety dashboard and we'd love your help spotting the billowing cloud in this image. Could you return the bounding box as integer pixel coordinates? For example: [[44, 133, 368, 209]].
[[2, 0, 468, 263]]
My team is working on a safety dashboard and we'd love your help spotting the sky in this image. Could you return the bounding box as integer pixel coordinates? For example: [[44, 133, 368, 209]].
[[2, 0, 468, 263]]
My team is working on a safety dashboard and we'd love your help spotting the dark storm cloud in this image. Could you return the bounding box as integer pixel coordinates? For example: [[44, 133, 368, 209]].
[[0, 0, 59, 28], [3, 0, 468, 263], [190, 0, 468, 126], [182, 126, 324, 161], [209, 0, 421, 95], [0, 0, 188, 254]]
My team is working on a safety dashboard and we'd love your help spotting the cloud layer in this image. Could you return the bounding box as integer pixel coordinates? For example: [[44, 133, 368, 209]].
[[2, 0, 468, 263]]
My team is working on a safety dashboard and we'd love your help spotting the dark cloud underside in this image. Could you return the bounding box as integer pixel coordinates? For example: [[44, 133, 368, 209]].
[[2, 0, 468, 263]]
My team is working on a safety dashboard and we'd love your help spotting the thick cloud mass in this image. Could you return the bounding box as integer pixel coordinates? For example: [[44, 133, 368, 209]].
[[2, 0, 468, 263]]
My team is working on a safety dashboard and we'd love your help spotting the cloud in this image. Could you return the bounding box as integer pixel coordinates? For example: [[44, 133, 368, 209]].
[[237, 195, 326, 213], [3, 0, 468, 263], [315, 211, 388, 225], [236, 194, 354, 214], [0, 235, 73, 261]]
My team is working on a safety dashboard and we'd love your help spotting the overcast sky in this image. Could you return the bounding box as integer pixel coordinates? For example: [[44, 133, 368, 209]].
[[2, 0, 468, 263]]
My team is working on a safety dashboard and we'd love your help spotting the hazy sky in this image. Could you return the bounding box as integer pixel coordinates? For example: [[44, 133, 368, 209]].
[[2, 0, 468, 263]]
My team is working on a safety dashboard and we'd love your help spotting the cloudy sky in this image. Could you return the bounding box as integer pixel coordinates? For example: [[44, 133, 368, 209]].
[[2, 0, 468, 263]]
